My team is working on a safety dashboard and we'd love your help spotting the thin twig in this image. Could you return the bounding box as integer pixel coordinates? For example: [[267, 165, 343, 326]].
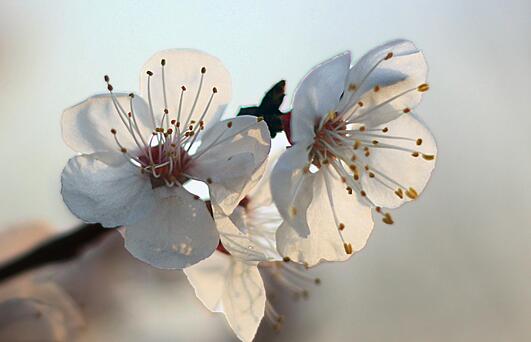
[[0, 223, 113, 283]]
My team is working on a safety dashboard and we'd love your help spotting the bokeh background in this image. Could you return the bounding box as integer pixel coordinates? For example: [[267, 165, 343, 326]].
[[1, 0, 530, 341]]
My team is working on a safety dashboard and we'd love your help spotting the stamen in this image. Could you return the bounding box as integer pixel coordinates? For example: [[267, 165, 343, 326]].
[[146, 71, 158, 129], [186, 88, 218, 152], [183, 67, 206, 128], [375, 207, 394, 225], [160, 59, 169, 128]]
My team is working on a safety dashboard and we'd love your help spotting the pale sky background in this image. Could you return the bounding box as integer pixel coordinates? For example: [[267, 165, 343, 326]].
[[0, 0, 530, 341]]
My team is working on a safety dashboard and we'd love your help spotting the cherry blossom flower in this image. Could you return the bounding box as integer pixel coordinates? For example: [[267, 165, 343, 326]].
[[61, 49, 270, 269], [184, 158, 320, 342], [272, 40, 437, 266]]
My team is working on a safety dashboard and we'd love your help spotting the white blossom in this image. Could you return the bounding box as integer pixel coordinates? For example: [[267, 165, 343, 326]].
[[61, 49, 270, 269], [272, 40, 437, 266]]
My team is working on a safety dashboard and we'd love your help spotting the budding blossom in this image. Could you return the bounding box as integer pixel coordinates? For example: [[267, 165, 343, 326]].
[[61, 49, 270, 269], [272, 40, 437, 266]]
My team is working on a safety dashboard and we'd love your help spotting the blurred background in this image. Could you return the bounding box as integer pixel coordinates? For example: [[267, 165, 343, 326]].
[[1, 0, 530, 340]]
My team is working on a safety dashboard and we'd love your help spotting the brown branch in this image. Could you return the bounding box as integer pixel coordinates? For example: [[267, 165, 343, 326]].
[[0, 223, 113, 283]]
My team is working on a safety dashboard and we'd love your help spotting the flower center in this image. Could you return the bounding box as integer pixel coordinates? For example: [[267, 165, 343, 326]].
[[104, 59, 222, 189], [310, 114, 347, 166], [138, 145, 193, 189]]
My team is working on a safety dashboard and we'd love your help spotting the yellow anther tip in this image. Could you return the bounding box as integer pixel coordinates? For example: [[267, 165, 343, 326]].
[[290, 206, 298, 217], [418, 83, 430, 92]]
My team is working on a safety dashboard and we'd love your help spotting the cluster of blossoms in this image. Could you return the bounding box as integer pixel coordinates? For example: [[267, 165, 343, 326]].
[[61, 40, 436, 341]]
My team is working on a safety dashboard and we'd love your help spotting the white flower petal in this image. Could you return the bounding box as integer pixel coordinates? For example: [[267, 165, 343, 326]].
[[291, 51, 351, 143], [184, 253, 265, 342], [340, 39, 428, 127], [215, 207, 281, 262], [124, 186, 218, 269], [246, 150, 282, 211], [89, 151, 128, 167], [190, 117, 271, 215], [270, 143, 315, 237], [62, 94, 153, 155], [140, 49, 231, 128], [277, 168, 374, 266], [361, 114, 437, 208], [61, 154, 154, 227]]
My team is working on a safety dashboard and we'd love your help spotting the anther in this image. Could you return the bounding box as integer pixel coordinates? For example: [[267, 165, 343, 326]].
[[164, 109, 169, 114], [146, 70, 153, 76], [384, 52, 393, 60], [353, 140, 361, 150], [120, 147, 127, 153], [206, 178, 213, 184], [344, 243, 353, 254], [129, 93, 134, 98], [290, 206, 298, 217], [422, 154, 435, 161], [283, 256, 291, 262], [369, 172, 375, 178], [227, 121, 233, 128], [181, 85, 186, 91], [193, 195, 200, 200], [374, 85, 380, 92], [107, 84, 113, 91], [359, 126, 366, 132], [416, 138, 423, 146], [395, 188, 404, 199], [171, 119, 176, 125], [201, 66, 206, 74], [372, 140, 379, 145], [411, 152, 420, 157], [403, 108, 411, 113], [346, 187, 353, 195], [212, 87, 218, 93], [104, 75, 110, 82], [360, 190, 366, 197], [338, 223, 345, 231], [315, 278, 321, 285], [160, 59, 166, 66], [348, 83, 357, 91], [382, 213, 394, 225], [358, 101, 364, 107], [418, 83, 430, 92], [382, 127, 389, 133], [406, 187, 418, 199], [110, 128, 117, 134]]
